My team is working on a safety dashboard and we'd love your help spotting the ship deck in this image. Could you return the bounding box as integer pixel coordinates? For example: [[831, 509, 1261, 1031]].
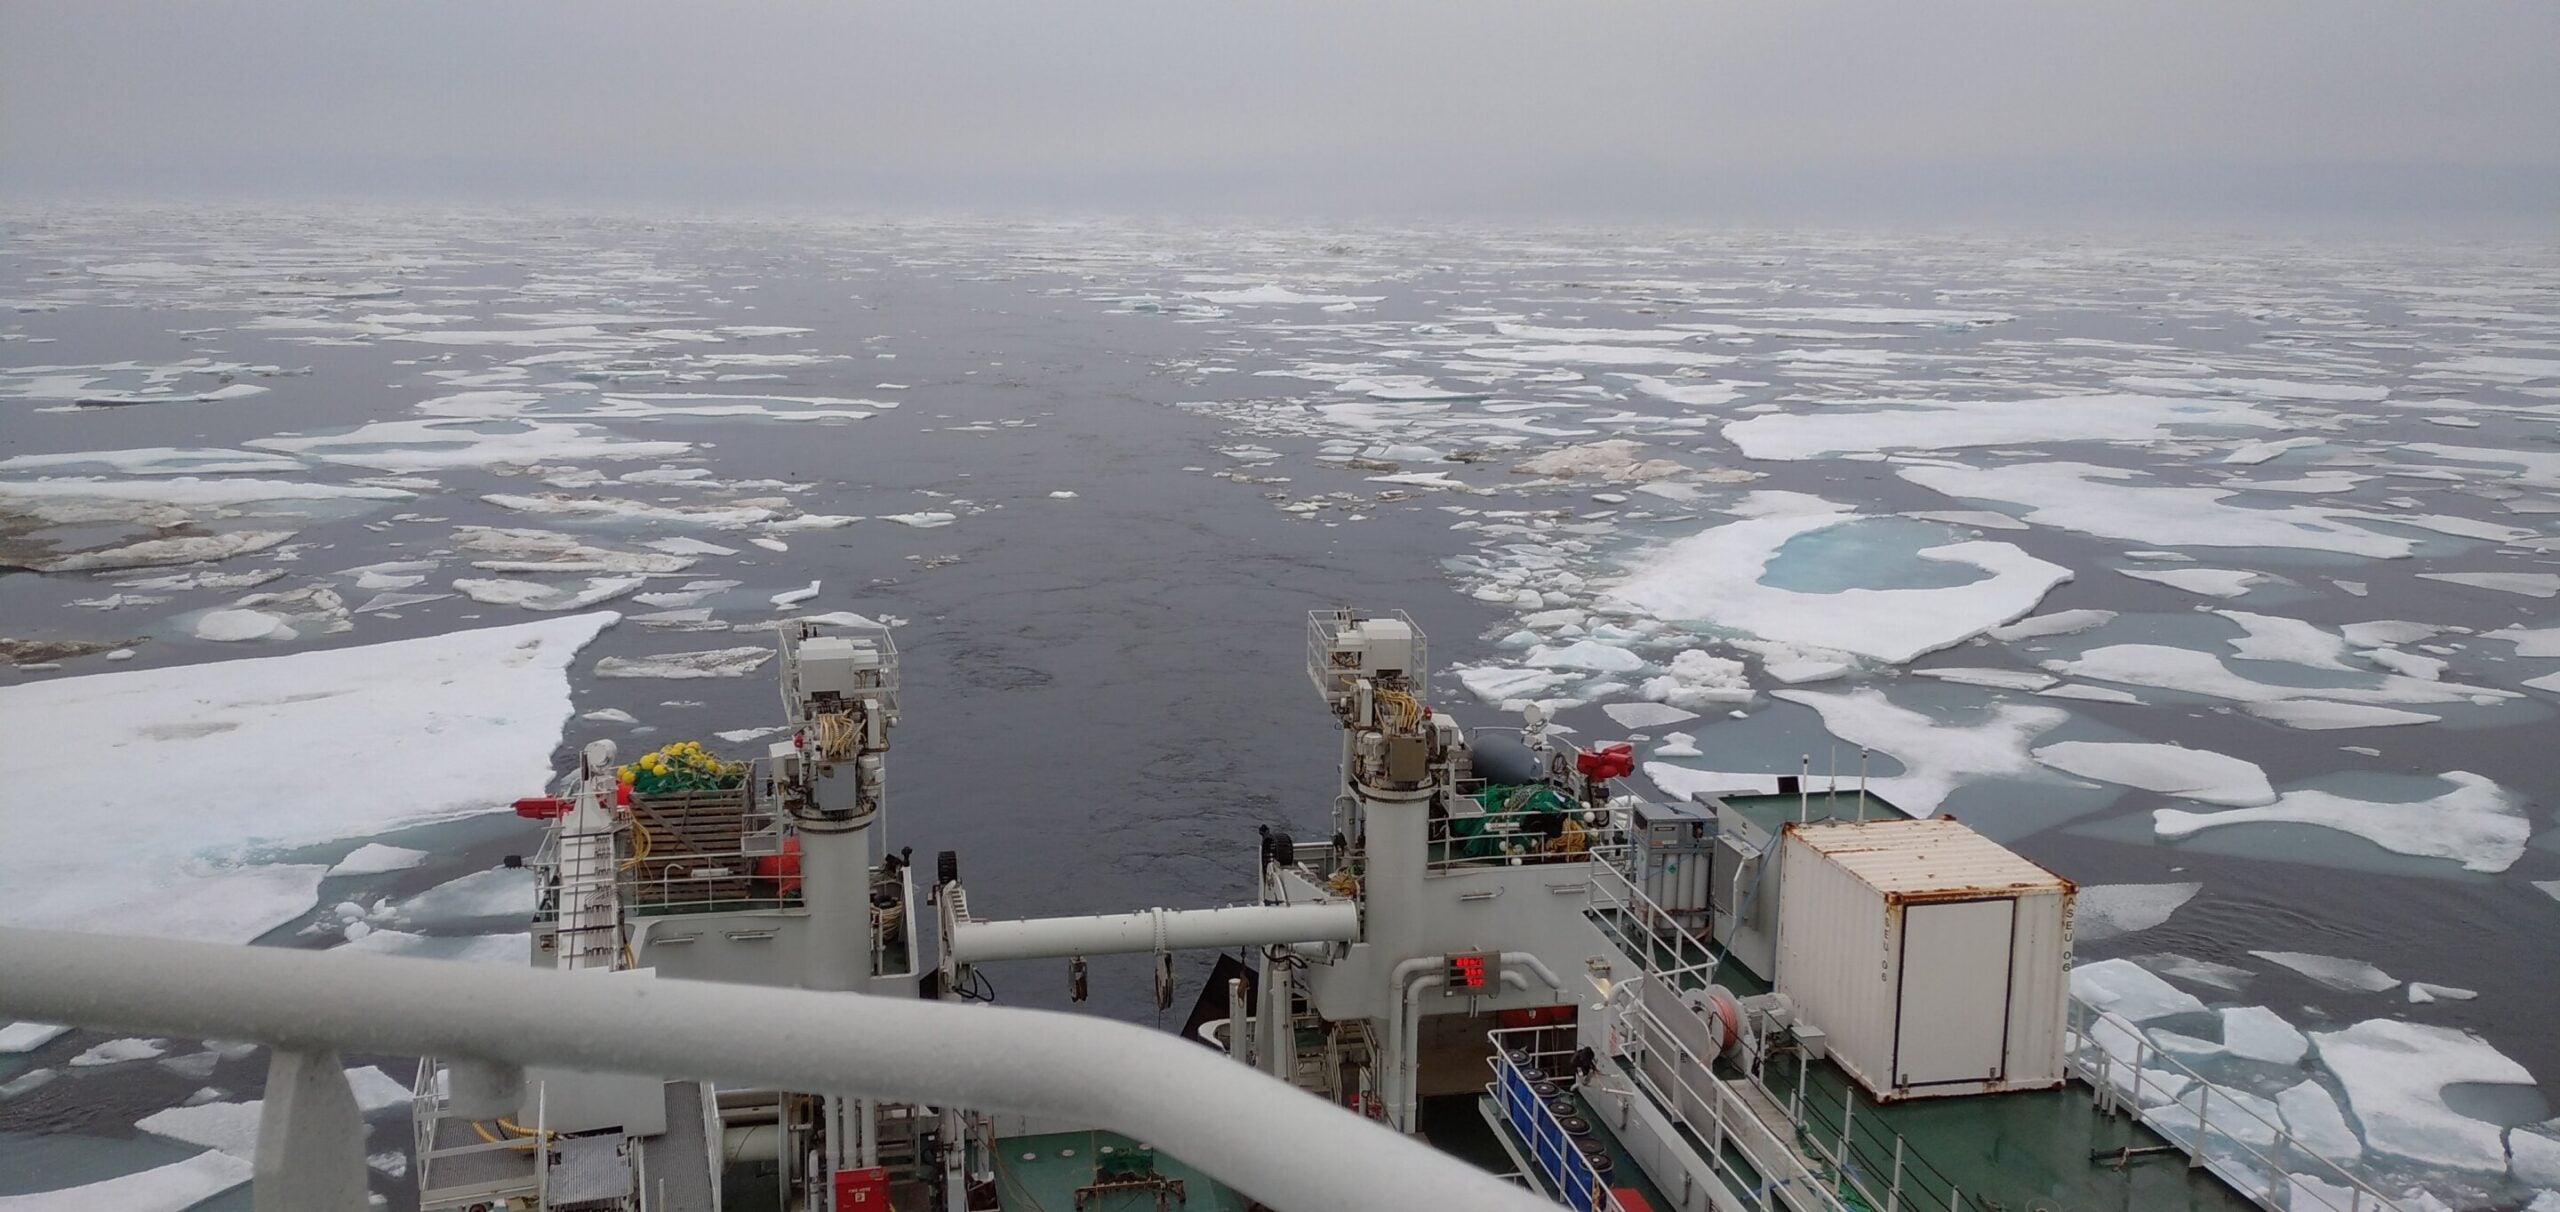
[[1594, 904, 2266, 1212], [991, 1129, 1258, 1211]]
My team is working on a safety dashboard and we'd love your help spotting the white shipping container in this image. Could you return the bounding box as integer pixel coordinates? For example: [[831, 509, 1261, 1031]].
[[1773, 818, 2073, 1102]]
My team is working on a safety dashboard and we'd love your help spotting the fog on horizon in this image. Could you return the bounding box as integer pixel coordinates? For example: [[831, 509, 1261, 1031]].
[[4, 0, 2556, 231]]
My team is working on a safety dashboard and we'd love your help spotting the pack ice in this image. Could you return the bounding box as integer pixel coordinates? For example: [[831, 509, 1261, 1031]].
[[0, 614, 616, 944]]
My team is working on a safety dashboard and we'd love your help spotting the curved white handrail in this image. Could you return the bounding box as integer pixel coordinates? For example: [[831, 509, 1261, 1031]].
[[0, 926, 1554, 1212]]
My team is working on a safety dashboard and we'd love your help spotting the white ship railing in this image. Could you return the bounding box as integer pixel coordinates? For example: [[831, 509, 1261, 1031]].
[[1588, 844, 2403, 1212], [2068, 1002, 2404, 1212], [0, 926, 1555, 1212]]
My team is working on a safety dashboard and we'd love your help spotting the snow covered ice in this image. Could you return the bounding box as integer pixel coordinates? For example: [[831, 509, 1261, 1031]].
[[0, 614, 614, 942]]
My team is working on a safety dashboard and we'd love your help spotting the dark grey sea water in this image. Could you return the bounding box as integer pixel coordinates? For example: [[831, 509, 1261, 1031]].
[[1, 207, 2555, 1208]]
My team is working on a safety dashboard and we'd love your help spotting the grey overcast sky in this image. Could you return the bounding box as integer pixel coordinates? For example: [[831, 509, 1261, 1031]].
[[4, 1, 2555, 226]]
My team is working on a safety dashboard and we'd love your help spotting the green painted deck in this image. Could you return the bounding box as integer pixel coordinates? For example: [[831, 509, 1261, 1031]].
[[989, 1129, 1257, 1211], [1588, 902, 2264, 1212]]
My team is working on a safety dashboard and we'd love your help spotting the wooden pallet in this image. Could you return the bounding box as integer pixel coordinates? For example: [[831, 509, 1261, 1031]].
[[625, 789, 758, 908]]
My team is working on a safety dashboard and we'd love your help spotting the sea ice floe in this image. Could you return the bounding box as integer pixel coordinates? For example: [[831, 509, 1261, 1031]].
[[137, 1064, 413, 1159], [1704, 306, 2014, 327], [1900, 461, 2414, 558], [2156, 772, 2527, 872], [882, 511, 959, 528], [1603, 702, 1700, 729], [1609, 512, 2071, 664], [389, 867, 534, 926], [453, 575, 646, 612], [0, 613, 614, 942], [248, 418, 690, 472], [1723, 394, 2273, 461], [595, 647, 775, 679], [2417, 572, 2560, 598], [2074, 883, 2202, 942], [2312, 1019, 2535, 1173], [1510, 440, 1686, 481], [482, 493, 780, 528], [1986, 609, 2116, 641], [1643, 764, 1784, 801], [2279, 1086, 2368, 1175], [0, 1149, 253, 1211], [2220, 1006, 2310, 1066], [35, 529, 297, 573], [1617, 375, 1748, 407], [1913, 667, 2057, 691], [2119, 567, 2263, 598], [2035, 742, 2274, 805], [1189, 284, 1383, 307], [69, 1037, 167, 1067], [2484, 626, 2560, 657], [2252, 951, 2399, 992], [1640, 649, 1754, 708], [2117, 376, 2387, 403], [191, 608, 297, 643], [2072, 957, 2209, 1021], [325, 843, 426, 876], [0, 1022, 70, 1053], [1465, 344, 1735, 368], [1771, 688, 2067, 815], [1525, 640, 1648, 674], [2047, 644, 2510, 728]]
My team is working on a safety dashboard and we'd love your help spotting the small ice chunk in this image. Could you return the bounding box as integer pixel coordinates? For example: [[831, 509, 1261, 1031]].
[[1048, 490, 1078, 499], [1603, 702, 1699, 729], [0, 1021, 71, 1053], [595, 647, 775, 679], [1654, 731, 1702, 757], [2119, 567, 2261, 598], [70, 1036, 167, 1066], [2074, 883, 2202, 942], [2251, 950, 2397, 992], [770, 580, 820, 608], [1639, 648, 1753, 707], [326, 843, 427, 877], [192, 609, 296, 643], [881, 511, 957, 528], [2033, 741, 2273, 806], [2219, 1006, 2308, 1065], [581, 708, 638, 724], [2037, 683, 2143, 704], [750, 536, 789, 552], [1914, 667, 2057, 691], [2406, 982, 2477, 1003], [2070, 958, 2208, 1021], [1453, 666, 1572, 704], [1987, 609, 2116, 641], [1525, 641, 1647, 673]]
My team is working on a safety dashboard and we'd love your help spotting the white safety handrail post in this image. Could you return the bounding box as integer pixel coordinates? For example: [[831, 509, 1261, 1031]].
[[0, 926, 1554, 1212]]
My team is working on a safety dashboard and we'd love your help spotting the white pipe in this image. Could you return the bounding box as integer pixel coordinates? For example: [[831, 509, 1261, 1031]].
[[1500, 951, 1564, 994], [1397, 974, 1445, 1130], [950, 903, 1359, 964], [1379, 956, 1442, 1132], [0, 927, 1554, 1212]]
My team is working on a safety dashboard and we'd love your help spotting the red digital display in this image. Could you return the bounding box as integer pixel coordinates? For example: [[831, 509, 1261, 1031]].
[[1447, 952, 1489, 990]]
